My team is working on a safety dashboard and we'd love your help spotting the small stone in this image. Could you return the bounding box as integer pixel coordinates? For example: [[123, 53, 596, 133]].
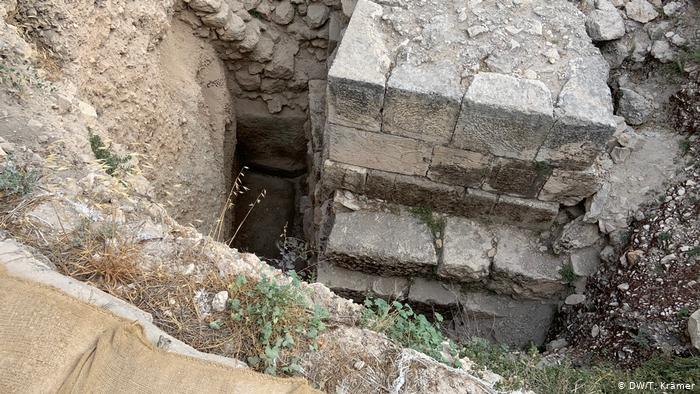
[[586, 9, 625, 42], [353, 360, 365, 370], [211, 290, 229, 312], [689, 309, 700, 351], [617, 88, 653, 126], [565, 294, 586, 305], [616, 130, 645, 151], [617, 282, 630, 291], [546, 338, 569, 351], [663, 2, 683, 16], [625, 0, 659, 23], [651, 40, 674, 63], [271, 1, 295, 25], [467, 25, 488, 37], [660, 254, 677, 264], [591, 324, 600, 337], [610, 146, 632, 164], [305, 3, 330, 29]]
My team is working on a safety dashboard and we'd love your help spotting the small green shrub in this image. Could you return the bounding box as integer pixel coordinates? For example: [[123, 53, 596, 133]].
[[458, 337, 700, 392], [534, 161, 553, 176], [0, 157, 39, 197], [559, 263, 578, 284], [409, 206, 445, 239], [361, 298, 458, 366], [226, 275, 328, 375], [658, 231, 672, 242], [88, 132, 130, 176]]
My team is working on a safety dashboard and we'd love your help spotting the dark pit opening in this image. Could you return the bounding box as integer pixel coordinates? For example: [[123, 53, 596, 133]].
[[230, 98, 309, 265]]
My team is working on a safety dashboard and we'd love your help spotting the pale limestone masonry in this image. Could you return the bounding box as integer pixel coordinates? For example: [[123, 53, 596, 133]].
[[310, 0, 616, 348], [320, 0, 614, 229]]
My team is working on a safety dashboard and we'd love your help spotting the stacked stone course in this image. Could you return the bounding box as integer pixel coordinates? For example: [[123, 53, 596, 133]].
[[309, 0, 616, 347]]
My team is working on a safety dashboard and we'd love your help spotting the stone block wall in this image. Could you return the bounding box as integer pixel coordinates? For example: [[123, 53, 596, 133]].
[[318, 0, 615, 230]]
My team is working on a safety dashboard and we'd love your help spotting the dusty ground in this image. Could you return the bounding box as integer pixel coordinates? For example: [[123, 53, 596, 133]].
[[10, 0, 236, 235]]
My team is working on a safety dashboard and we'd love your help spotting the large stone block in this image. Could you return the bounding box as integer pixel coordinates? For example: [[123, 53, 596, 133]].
[[452, 73, 554, 161], [427, 146, 491, 188], [325, 124, 432, 176], [382, 62, 463, 144], [492, 195, 559, 229], [320, 159, 367, 198], [490, 226, 566, 299], [327, 0, 391, 131], [407, 278, 461, 307], [438, 218, 493, 281], [484, 158, 549, 198], [536, 57, 616, 170], [324, 211, 438, 276], [454, 188, 498, 219], [391, 174, 464, 212], [316, 261, 410, 300], [456, 292, 557, 348], [408, 279, 556, 348], [539, 167, 602, 206]]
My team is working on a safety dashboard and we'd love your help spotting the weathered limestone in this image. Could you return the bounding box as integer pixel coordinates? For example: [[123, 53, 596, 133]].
[[490, 227, 566, 298], [484, 158, 548, 198], [324, 211, 438, 276], [326, 0, 390, 132], [427, 146, 491, 188], [492, 196, 559, 229], [439, 218, 493, 281], [457, 291, 557, 348], [453, 73, 554, 161], [383, 62, 463, 144], [312, 0, 616, 348], [539, 167, 602, 206], [408, 279, 557, 347], [317, 261, 410, 300], [536, 57, 616, 170], [325, 124, 431, 176]]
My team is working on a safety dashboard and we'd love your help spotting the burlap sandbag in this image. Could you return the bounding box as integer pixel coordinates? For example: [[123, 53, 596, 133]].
[[0, 270, 319, 394]]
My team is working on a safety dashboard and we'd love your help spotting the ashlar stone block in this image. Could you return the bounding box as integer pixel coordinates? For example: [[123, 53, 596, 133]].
[[536, 57, 616, 170], [427, 146, 491, 188], [324, 211, 438, 276], [539, 167, 602, 206], [484, 158, 549, 198], [325, 124, 432, 176], [492, 195, 559, 229], [383, 62, 463, 144], [490, 226, 567, 299], [452, 73, 554, 161], [316, 261, 410, 300], [327, 0, 391, 132], [439, 217, 494, 281]]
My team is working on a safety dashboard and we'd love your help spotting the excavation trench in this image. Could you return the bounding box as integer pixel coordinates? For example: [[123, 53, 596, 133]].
[[230, 98, 310, 263]]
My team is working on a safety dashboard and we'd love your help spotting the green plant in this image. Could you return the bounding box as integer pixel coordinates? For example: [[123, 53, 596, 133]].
[[457, 337, 700, 392], [409, 206, 445, 239], [679, 139, 692, 155], [248, 9, 264, 19], [361, 298, 458, 366], [658, 231, 672, 242], [88, 132, 131, 176], [676, 307, 690, 320], [0, 156, 39, 197], [535, 161, 553, 176], [226, 275, 328, 375], [687, 247, 700, 257], [559, 263, 578, 284]]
